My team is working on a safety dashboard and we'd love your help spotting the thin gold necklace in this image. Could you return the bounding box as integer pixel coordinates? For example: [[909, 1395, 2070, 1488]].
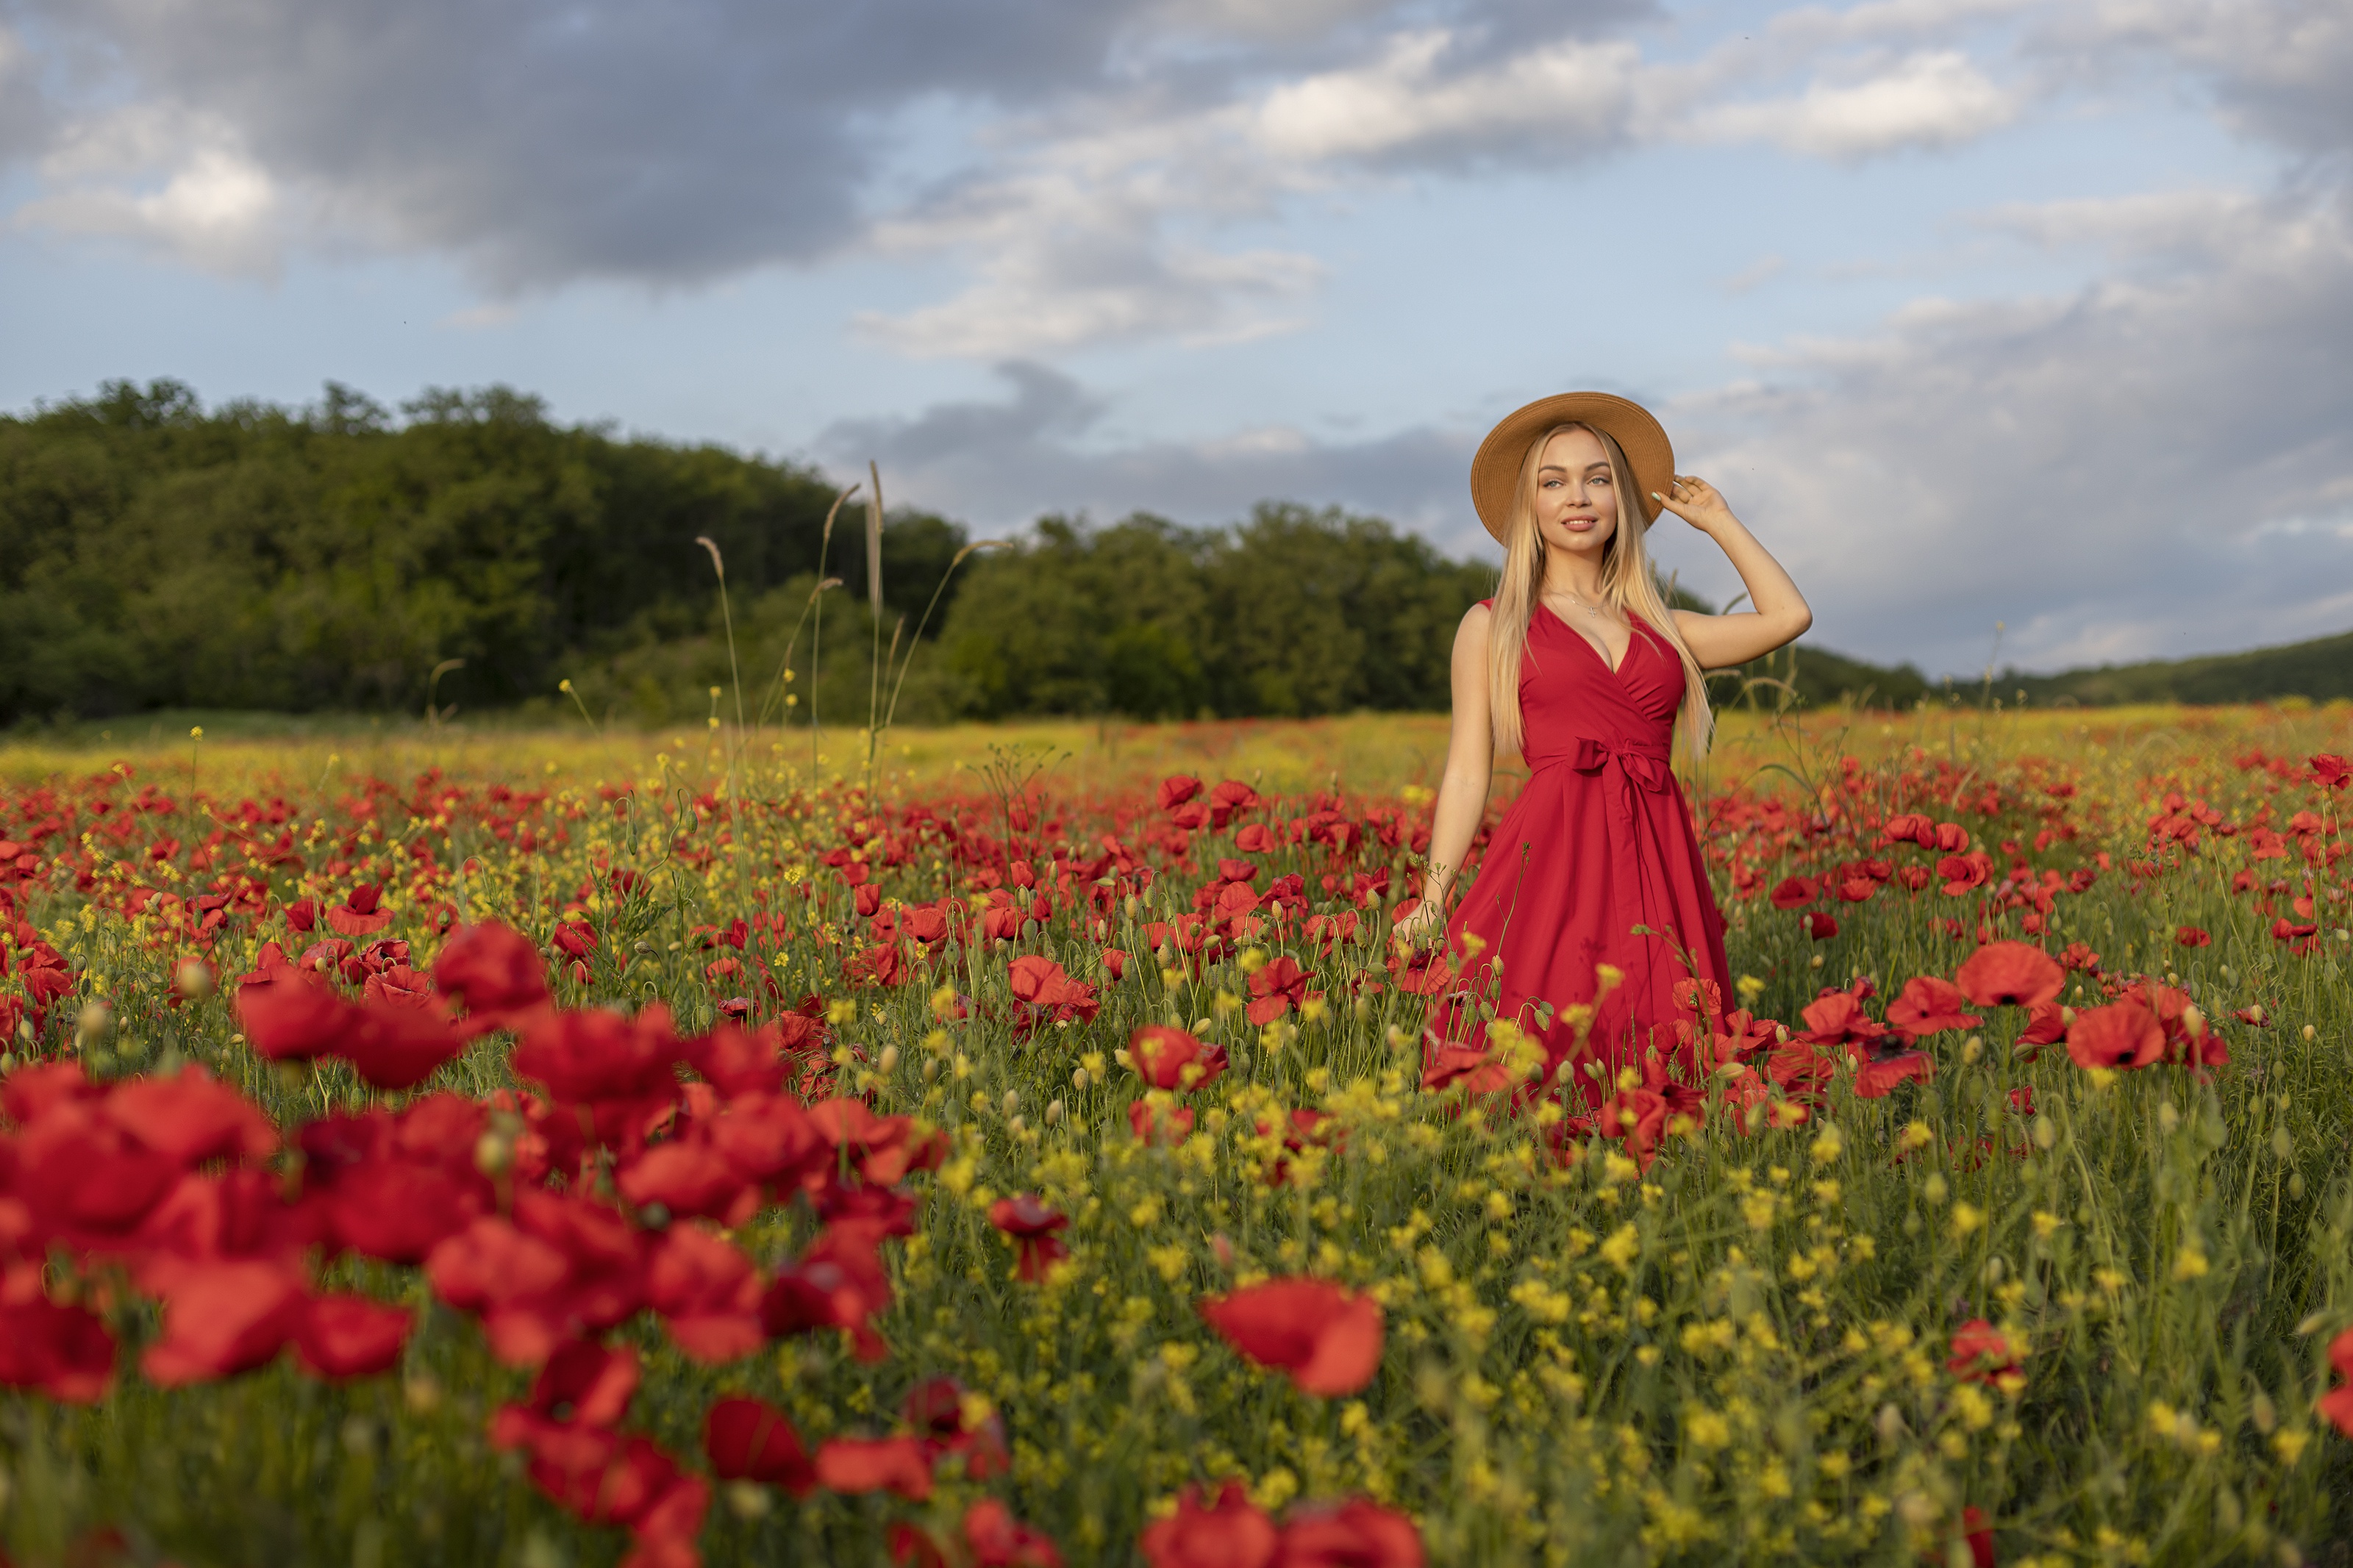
[[1550, 589, 1607, 619]]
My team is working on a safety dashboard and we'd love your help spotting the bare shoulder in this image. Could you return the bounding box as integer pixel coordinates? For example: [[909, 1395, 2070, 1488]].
[[1457, 601, 1494, 637]]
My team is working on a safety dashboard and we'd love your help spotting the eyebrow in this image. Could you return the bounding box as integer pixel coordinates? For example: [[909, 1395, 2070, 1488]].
[[1537, 462, 1612, 473]]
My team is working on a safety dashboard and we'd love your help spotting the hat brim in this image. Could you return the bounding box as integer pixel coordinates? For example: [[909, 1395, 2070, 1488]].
[[1469, 391, 1675, 544]]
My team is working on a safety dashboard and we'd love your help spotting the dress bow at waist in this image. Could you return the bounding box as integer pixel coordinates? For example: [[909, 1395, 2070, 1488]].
[[1533, 736, 1671, 791]]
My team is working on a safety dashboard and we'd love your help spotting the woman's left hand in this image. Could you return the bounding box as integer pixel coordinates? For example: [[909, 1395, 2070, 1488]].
[[1652, 474, 1738, 534]]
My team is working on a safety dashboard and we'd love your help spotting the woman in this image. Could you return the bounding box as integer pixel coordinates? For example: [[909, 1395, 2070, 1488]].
[[1399, 390, 1810, 1103]]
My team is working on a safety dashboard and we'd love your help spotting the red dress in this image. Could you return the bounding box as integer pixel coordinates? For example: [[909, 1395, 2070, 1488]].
[[1427, 601, 1729, 1103]]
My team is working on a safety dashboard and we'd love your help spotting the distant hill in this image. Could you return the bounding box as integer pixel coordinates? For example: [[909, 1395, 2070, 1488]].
[[2002, 628, 2353, 707], [1717, 627, 2353, 711]]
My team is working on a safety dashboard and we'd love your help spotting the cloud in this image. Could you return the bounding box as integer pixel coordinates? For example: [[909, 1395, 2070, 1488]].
[[1675, 187, 2353, 672], [818, 360, 1481, 543], [830, 178, 2353, 679], [1687, 49, 2021, 159], [2046, 0, 2353, 158], [1250, 30, 1642, 165], [5, 0, 1162, 289], [0, 25, 47, 162], [2, 0, 2054, 346], [13, 105, 285, 276]]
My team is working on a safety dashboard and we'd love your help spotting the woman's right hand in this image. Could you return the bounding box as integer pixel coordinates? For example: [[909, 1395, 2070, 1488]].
[[1392, 896, 1444, 950]]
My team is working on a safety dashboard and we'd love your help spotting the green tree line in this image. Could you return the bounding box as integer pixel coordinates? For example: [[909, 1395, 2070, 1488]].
[[11, 379, 2339, 729], [0, 380, 1497, 728]]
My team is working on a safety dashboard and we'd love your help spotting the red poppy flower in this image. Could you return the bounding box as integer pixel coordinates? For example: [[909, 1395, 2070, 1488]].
[[2065, 1002, 2165, 1071], [293, 1293, 414, 1380], [1008, 955, 1099, 1031], [313, 1157, 485, 1264], [815, 1434, 934, 1499], [435, 920, 551, 1029], [1159, 775, 1204, 810], [101, 1069, 279, 1166], [140, 1260, 310, 1386], [618, 1138, 754, 1225], [339, 998, 465, 1090], [235, 970, 350, 1064], [1199, 1278, 1382, 1397], [2310, 753, 2349, 790], [1954, 942, 2065, 1008], [1946, 1319, 2025, 1393], [1275, 1498, 1426, 1567], [1769, 876, 1818, 909], [492, 1339, 641, 1437], [2317, 1328, 2353, 1436], [960, 1499, 1065, 1568], [704, 1394, 815, 1494], [1234, 823, 1278, 853], [1140, 1481, 1279, 1568], [1885, 977, 1980, 1042], [644, 1222, 764, 1362], [759, 1221, 896, 1362], [1801, 911, 1838, 941], [1854, 1051, 1935, 1098], [1793, 981, 1874, 1041], [2174, 926, 2211, 948], [513, 1005, 683, 1107], [1937, 853, 1993, 895], [0, 1297, 118, 1403], [1246, 956, 1312, 1025], [1129, 1098, 1197, 1145], [1129, 1026, 1227, 1092], [325, 884, 394, 937], [1599, 1085, 1670, 1171], [1882, 812, 1935, 846], [989, 1195, 1071, 1281]]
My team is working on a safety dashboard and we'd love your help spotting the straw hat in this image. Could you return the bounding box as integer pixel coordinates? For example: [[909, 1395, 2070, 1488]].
[[1468, 391, 1675, 543]]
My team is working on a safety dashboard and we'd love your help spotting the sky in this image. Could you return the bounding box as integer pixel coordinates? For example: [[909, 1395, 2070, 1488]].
[[2, 0, 2349, 678]]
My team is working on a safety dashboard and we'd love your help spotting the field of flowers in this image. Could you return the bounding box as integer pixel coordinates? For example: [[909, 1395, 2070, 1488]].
[[1, 703, 2349, 1567]]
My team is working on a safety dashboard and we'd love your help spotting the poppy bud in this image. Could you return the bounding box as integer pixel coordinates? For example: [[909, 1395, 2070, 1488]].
[[922, 1059, 940, 1084], [174, 958, 215, 1000], [878, 1045, 900, 1074], [1071, 1067, 1089, 1090], [76, 1000, 113, 1048], [1001, 1089, 1019, 1116], [1045, 1099, 1063, 1126]]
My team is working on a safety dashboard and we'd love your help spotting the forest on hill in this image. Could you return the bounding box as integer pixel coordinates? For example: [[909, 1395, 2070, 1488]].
[[2, 379, 2342, 729]]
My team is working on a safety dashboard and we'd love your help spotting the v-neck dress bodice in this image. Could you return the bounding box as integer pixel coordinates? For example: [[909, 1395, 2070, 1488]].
[[1426, 601, 1729, 1103]]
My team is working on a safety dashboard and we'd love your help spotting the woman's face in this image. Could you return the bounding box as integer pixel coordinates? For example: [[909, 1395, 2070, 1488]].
[[1531, 427, 1618, 560]]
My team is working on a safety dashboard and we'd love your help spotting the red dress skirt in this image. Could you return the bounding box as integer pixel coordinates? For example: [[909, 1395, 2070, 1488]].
[[1427, 602, 1729, 1103]]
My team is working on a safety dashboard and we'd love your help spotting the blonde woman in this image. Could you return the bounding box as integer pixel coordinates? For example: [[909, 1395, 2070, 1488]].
[[1399, 392, 1810, 1101]]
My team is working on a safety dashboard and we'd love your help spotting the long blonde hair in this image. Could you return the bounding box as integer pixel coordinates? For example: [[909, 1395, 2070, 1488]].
[[1487, 422, 1713, 763]]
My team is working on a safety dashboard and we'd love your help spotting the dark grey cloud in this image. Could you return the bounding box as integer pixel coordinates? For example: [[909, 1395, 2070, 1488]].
[[1, 0, 1645, 291], [8, 0, 1168, 287]]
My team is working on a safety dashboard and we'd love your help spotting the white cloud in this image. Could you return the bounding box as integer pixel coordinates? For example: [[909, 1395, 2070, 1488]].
[[1251, 29, 1640, 163], [14, 107, 286, 276], [1671, 187, 2353, 671], [1688, 49, 2020, 158]]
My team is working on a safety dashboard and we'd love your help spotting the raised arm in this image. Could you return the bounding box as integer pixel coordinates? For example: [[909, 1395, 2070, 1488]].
[[1399, 603, 1496, 940], [1653, 475, 1813, 670]]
